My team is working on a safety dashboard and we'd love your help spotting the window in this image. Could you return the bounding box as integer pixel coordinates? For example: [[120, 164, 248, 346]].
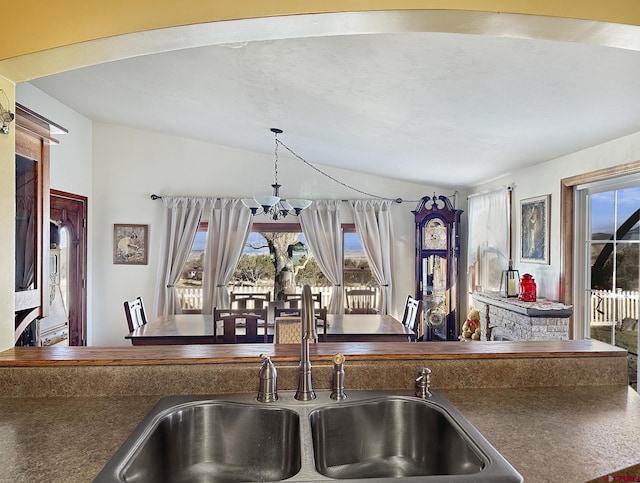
[[343, 225, 377, 289], [466, 187, 511, 294], [572, 173, 639, 391], [176, 222, 377, 311], [176, 223, 207, 311]]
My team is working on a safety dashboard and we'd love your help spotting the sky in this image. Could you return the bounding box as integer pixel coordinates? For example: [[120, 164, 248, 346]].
[[591, 186, 640, 236], [191, 230, 364, 254]]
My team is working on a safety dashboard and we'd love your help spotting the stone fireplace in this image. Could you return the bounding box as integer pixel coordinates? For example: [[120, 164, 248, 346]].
[[471, 292, 573, 341]]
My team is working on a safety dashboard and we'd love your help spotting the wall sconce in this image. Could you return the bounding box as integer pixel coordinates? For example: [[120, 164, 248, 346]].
[[0, 89, 15, 135]]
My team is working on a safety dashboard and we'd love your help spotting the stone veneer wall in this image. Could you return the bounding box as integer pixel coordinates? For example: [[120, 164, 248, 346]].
[[474, 298, 570, 341]]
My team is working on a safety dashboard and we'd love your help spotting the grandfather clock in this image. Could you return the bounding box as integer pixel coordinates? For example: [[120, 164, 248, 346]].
[[413, 195, 463, 341]]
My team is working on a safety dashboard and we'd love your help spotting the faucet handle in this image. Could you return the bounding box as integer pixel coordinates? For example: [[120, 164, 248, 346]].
[[257, 353, 278, 403], [415, 367, 432, 399]]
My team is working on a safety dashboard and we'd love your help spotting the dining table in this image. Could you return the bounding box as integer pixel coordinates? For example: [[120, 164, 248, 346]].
[[324, 314, 413, 342], [125, 314, 216, 345], [125, 313, 413, 345]]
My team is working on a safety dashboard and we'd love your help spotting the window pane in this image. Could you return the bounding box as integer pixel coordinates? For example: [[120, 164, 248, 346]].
[[178, 231, 205, 289], [616, 186, 640, 239], [344, 232, 376, 287], [590, 191, 615, 239], [589, 293, 612, 344], [176, 230, 206, 311], [232, 232, 274, 291], [616, 243, 639, 292], [590, 242, 612, 291]]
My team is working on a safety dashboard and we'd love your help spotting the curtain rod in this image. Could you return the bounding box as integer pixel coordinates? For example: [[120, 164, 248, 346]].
[[466, 185, 511, 200], [150, 194, 404, 203]]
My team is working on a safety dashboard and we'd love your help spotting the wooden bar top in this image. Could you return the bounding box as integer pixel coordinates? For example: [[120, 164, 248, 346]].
[[0, 339, 626, 367]]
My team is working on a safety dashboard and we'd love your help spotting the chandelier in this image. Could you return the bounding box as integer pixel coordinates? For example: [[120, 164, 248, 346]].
[[242, 128, 312, 220]]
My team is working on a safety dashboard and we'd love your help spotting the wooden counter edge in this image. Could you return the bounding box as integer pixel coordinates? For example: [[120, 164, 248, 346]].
[[0, 340, 626, 367]]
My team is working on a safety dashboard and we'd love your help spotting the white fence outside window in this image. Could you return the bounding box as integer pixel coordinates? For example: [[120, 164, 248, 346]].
[[176, 285, 380, 311], [590, 289, 639, 325]]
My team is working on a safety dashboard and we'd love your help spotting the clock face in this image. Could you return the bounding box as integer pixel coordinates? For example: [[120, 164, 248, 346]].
[[424, 218, 447, 250]]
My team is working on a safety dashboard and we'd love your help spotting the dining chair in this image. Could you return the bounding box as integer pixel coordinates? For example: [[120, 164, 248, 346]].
[[274, 317, 306, 344], [274, 307, 327, 341], [401, 295, 423, 341], [123, 296, 148, 333], [345, 288, 378, 314], [229, 292, 271, 309], [282, 292, 322, 310], [213, 308, 269, 343]]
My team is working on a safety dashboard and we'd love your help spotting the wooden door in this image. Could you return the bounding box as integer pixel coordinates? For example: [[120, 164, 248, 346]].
[[50, 190, 88, 346]]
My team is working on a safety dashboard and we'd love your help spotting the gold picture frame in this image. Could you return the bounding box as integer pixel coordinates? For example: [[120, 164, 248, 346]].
[[520, 195, 550, 264], [113, 224, 148, 265]]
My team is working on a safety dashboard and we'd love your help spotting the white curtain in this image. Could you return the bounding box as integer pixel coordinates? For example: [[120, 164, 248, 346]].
[[467, 186, 510, 291], [153, 197, 207, 316], [350, 199, 394, 314], [202, 198, 253, 313], [299, 200, 344, 314]]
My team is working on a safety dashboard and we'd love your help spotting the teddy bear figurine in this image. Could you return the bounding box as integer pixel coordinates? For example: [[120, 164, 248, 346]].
[[461, 307, 482, 340]]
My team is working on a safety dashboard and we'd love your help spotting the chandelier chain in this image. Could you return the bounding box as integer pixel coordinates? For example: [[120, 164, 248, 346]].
[[276, 139, 401, 202], [273, 130, 279, 185]]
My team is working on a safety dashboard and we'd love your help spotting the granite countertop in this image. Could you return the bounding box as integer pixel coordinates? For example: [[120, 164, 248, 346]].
[[1, 386, 639, 483]]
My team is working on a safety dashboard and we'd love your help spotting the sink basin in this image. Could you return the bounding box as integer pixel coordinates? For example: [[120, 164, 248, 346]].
[[98, 397, 301, 483], [94, 391, 522, 482], [310, 397, 484, 479]]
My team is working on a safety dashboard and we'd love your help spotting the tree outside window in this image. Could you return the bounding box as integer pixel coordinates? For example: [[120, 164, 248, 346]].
[[176, 222, 376, 311]]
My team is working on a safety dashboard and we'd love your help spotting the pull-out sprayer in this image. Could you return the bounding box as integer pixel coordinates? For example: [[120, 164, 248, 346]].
[[330, 353, 347, 400]]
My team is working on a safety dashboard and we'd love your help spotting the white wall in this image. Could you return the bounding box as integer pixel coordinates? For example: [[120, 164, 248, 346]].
[[468, 131, 640, 303], [91, 123, 437, 346], [0, 78, 15, 351]]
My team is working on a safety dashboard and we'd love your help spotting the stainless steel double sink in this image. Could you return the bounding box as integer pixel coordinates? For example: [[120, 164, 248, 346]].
[[94, 390, 522, 482]]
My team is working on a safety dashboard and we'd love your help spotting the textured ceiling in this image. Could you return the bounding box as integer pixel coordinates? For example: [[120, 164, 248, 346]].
[[29, 31, 640, 189]]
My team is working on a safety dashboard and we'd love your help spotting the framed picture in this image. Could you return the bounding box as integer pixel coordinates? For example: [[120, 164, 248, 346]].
[[114, 224, 148, 265], [520, 195, 550, 264]]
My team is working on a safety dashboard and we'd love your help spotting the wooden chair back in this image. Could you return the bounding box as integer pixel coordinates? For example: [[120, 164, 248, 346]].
[[230, 292, 271, 309], [282, 292, 322, 309], [345, 288, 378, 314], [213, 308, 268, 343], [124, 296, 147, 333], [401, 295, 423, 340]]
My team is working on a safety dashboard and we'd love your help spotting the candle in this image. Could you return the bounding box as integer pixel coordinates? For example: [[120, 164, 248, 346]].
[[508, 278, 517, 296]]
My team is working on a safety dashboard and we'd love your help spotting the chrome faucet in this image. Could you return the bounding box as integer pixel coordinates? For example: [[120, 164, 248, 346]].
[[294, 285, 317, 401]]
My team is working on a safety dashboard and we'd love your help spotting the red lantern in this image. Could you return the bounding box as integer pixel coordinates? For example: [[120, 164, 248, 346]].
[[518, 274, 537, 302]]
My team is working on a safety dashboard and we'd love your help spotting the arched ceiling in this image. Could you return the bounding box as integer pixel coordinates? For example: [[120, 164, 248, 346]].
[[4, 7, 640, 189]]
